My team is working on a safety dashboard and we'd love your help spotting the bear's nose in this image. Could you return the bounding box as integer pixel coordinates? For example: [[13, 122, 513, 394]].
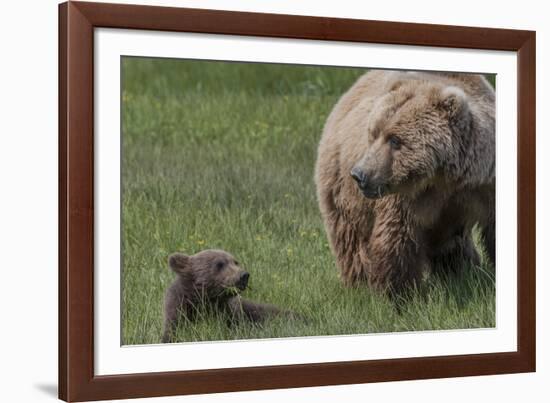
[[240, 272, 250, 283], [350, 167, 367, 185]]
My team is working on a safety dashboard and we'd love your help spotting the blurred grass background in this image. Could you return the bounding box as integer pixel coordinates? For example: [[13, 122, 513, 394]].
[[121, 57, 495, 345]]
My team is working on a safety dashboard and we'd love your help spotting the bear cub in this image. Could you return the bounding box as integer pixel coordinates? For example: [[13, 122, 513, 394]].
[[162, 249, 289, 343]]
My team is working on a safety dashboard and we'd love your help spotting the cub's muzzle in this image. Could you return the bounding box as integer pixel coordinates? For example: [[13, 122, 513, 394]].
[[236, 272, 249, 290]]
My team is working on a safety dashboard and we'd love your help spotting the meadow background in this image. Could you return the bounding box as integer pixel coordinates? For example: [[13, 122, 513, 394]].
[[121, 58, 496, 345]]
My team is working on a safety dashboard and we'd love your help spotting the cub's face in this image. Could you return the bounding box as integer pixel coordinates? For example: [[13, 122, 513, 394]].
[[169, 250, 249, 300], [350, 81, 469, 199]]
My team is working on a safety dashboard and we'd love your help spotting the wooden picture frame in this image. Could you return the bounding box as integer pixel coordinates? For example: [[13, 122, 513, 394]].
[[59, 1, 536, 401]]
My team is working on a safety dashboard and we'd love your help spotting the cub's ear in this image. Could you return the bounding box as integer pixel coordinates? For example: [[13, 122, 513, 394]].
[[168, 253, 190, 274], [438, 86, 469, 119]]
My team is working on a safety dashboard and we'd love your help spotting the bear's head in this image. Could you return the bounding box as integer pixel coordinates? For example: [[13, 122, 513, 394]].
[[350, 79, 472, 199], [168, 249, 249, 301]]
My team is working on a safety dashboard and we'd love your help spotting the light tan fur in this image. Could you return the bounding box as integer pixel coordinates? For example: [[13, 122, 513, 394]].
[[315, 70, 495, 294]]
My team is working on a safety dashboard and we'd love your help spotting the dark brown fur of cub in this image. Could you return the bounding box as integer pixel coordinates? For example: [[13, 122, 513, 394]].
[[162, 249, 288, 343]]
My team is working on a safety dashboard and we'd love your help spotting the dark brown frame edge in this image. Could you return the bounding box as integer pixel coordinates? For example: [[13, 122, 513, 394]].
[[59, 1, 536, 401]]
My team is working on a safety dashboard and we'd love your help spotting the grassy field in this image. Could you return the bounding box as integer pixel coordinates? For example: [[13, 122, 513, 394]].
[[121, 58, 495, 345]]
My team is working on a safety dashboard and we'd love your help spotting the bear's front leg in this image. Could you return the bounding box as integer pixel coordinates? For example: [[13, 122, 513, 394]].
[[162, 310, 179, 343], [430, 232, 480, 276], [161, 323, 176, 344], [162, 285, 193, 343], [367, 206, 428, 297]]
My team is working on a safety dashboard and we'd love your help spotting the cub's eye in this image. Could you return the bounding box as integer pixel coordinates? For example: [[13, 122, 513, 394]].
[[215, 261, 225, 271], [234, 261, 239, 266], [389, 136, 402, 150]]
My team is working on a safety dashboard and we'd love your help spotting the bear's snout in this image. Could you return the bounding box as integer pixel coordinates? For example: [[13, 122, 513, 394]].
[[350, 166, 367, 186], [237, 272, 250, 290], [350, 167, 388, 199]]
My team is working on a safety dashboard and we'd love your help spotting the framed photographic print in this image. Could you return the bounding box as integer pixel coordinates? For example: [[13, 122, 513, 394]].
[[59, 1, 536, 401]]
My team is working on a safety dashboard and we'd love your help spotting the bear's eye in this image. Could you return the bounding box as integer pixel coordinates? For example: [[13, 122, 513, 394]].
[[388, 135, 402, 150], [215, 261, 225, 271], [234, 260, 239, 266]]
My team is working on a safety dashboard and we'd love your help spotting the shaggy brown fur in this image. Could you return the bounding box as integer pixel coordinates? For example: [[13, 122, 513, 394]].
[[162, 249, 287, 343], [315, 70, 495, 295]]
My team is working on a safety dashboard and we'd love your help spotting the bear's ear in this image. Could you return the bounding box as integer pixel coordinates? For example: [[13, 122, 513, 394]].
[[168, 253, 190, 274], [438, 86, 469, 119]]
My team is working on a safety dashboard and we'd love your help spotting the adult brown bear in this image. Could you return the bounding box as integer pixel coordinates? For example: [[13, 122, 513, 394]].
[[315, 70, 495, 295]]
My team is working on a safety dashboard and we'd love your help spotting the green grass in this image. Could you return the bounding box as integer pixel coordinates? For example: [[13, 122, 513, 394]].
[[121, 57, 496, 345]]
